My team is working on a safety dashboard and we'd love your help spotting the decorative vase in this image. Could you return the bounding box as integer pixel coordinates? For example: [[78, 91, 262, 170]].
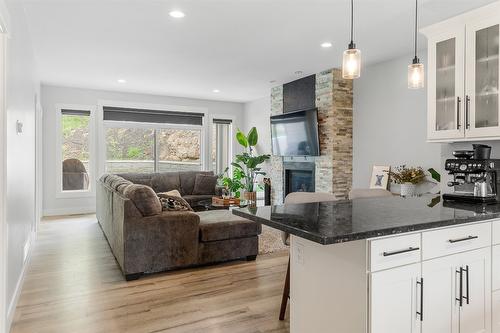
[[400, 183, 417, 197]]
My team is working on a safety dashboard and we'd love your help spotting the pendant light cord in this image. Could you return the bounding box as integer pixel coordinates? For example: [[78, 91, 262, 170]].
[[413, 0, 419, 62], [351, 0, 354, 43], [349, 0, 355, 48]]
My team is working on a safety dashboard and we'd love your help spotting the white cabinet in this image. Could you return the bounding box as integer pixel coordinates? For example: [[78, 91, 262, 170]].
[[421, 254, 460, 333], [493, 291, 500, 333], [421, 248, 491, 333], [370, 263, 421, 333], [457, 248, 491, 333], [423, 3, 500, 141], [493, 245, 500, 291]]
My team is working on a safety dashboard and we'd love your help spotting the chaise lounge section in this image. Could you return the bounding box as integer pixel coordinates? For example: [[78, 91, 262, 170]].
[[96, 171, 261, 280]]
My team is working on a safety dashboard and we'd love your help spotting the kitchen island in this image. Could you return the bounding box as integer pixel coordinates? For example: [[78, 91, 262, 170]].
[[233, 195, 500, 333]]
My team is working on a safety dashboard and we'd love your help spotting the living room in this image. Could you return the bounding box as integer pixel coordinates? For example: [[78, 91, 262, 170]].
[[2, 0, 500, 333]]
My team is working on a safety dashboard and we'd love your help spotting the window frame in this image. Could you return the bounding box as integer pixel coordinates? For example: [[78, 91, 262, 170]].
[[103, 120, 205, 174], [55, 103, 96, 198], [209, 114, 235, 176]]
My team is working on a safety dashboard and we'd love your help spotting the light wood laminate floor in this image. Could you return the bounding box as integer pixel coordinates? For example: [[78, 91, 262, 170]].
[[10, 215, 290, 333]]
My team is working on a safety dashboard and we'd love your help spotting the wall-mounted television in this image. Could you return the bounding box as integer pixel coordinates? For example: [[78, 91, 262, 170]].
[[270, 108, 320, 157]]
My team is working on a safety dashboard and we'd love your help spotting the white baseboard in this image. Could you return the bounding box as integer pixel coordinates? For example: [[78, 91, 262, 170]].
[[5, 230, 35, 332], [43, 206, 95, 217]]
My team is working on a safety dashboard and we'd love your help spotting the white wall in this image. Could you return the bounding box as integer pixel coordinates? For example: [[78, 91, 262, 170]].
[[243, 96, 271, 154], [353, 53, 442, 189], [41, 84, 245, 215], [243, 96, 272, 179], [4, 0, 39, 330]]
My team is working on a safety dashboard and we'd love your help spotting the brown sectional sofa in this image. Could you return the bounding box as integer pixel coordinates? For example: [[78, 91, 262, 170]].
[[96, 171, 261, 280]]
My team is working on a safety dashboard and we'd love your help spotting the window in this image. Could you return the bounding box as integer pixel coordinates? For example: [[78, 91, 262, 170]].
[[157, 129, 202, 172], [103, 106, 204, 173], [60, 108, 92, 192], [212, 118, 232, 175], [105, 127, 154, 173]]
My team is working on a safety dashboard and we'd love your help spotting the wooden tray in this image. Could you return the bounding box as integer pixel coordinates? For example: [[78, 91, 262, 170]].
[[212, 197, 240, 206]]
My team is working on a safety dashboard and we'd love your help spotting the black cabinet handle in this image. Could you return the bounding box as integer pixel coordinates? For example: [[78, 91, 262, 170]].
[[383, 247, 420, 257], [457, 96, 461, 130], [463, 265, 470, 305], [465, 95, 471, 129], [448, 235, 478, 243], [416, 278, 424, 321], [456, 267, 464, 307]]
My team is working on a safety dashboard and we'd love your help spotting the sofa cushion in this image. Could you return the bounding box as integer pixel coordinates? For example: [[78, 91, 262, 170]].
[[197, 210, 261, 242], [179, 171, 213, 195], [151, 172, 181, 193], [123, 184, 162, 217], [157, 193, 193, 212], [118, 173, 153, 187], [192, 174, 218, 195], [183, 194, 213, 208]]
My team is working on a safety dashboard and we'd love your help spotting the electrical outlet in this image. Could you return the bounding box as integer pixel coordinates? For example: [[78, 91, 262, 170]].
[[295, 242, 305, 265]]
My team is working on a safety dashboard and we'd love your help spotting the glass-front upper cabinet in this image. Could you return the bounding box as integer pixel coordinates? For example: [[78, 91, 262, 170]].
[[466, 19, 500, 138], [427, 29, 465, 140]]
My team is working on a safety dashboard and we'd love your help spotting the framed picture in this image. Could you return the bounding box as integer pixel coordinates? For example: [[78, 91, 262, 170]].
[[370, 165, 390, 189]]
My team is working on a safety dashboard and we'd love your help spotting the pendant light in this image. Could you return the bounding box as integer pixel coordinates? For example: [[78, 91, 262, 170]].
[[408, 0, 424, 89], [342, 0, 361, 79]]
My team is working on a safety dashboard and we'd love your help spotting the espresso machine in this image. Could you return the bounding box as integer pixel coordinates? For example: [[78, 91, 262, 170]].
[[443, 158, 500, 204]]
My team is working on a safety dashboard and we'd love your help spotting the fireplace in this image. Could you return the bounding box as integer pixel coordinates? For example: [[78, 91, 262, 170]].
[[284, 162, 315, 197]]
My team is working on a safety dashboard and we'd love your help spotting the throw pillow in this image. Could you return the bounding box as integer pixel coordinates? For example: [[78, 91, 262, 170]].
[[157, 194, 193, 212], [192, 174, 218, 195], [157, 189, 181, 197]]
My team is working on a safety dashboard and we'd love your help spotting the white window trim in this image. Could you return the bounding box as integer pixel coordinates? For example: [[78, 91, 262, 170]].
[[208, 114, 235, 175], [55, 104, 96, 199], [97, 100, 209, 176]]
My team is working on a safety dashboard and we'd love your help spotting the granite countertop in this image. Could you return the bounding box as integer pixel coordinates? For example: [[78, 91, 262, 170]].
[[232, 195, 500, 245]]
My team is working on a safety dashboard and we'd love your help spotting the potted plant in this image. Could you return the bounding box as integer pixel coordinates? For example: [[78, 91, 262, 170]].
[[219, 167, 244, 198], [232, 127, 270, 203], [390, 165, 426, 197]]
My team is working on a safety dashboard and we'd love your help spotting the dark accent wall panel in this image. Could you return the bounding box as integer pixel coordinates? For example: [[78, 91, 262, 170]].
[[283, 74, 316, 113]]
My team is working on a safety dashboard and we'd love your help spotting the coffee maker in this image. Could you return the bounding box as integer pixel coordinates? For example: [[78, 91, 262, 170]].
[[443, 158, 500, 204]]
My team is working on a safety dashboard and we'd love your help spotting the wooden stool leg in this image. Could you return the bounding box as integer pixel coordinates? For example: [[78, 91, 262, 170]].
[[279, 257, 290, 321]]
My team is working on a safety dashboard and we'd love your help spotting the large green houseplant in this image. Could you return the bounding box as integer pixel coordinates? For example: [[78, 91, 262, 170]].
[[231, 127, 270, 202]]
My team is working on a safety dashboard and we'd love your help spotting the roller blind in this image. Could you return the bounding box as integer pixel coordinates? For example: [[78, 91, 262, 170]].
[[61, 109, 91, 116], [103, 106, 204, 126], [213, 118, 232, 125]]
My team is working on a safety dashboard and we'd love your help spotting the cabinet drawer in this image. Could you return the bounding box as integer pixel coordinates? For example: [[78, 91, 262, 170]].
[[494, 220, 500, 245], [494, 245, 500, 291], [369, 234, 421, 272], [422, 222, 491, 260]]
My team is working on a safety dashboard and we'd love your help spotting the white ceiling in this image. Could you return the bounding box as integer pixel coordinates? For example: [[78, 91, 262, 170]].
[[23, 0, 498, 103]]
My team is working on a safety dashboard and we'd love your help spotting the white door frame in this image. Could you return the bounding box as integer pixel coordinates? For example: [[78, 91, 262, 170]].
[[0, 18, 8, 333]]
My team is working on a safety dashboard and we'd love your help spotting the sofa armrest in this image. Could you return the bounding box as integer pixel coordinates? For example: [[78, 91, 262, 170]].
[[123, 210, 201, 274]]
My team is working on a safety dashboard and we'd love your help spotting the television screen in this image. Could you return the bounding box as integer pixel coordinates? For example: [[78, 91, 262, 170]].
[[270, 108, 320, 156]]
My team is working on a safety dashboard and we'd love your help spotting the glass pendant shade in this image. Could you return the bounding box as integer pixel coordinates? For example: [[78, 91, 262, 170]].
[[342, 48, 361, 79], [408, 62, 425, 89]]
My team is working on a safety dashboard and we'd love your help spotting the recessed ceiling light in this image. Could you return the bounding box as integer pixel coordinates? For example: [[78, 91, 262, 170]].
[[169, 10, 185, 18], [321, 42, 333, 48], [212, 89, 220, 93], [117, 79, 126, 83]]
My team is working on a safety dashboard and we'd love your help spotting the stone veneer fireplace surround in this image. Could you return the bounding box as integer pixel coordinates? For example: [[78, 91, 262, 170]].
[[270, 69, 353, 204]]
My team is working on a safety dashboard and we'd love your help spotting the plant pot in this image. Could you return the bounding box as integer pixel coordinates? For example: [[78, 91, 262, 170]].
[[400, 183, 417, 197]]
